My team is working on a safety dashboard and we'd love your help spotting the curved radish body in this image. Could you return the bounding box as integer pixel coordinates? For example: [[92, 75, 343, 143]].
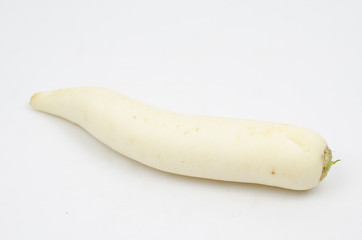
[[30, 87, 332, 190]]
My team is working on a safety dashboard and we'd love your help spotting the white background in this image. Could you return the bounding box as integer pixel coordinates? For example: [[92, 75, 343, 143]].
[[1, 0, 362, 239]]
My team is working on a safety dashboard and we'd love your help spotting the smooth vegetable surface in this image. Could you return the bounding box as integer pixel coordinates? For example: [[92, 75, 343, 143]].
[[30, 87, 333, 190]]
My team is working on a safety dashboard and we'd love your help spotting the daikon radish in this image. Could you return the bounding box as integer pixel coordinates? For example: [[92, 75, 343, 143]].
[[30, 87, 335, 190]]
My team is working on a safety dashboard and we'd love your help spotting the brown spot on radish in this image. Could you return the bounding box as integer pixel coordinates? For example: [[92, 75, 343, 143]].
[[132, 115, 137, 120], [195, 128, 199, 132], [271, 170, 275, 175]]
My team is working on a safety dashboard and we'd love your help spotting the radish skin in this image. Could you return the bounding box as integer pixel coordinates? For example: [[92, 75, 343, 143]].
[[30, 87, 333, 190]]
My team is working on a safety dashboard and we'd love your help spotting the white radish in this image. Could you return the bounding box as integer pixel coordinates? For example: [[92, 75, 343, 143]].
[[30, 87, 334, 190]]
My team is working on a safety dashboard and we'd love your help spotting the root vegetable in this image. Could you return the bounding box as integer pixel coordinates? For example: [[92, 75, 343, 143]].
[[30, 87, 334, 190]]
